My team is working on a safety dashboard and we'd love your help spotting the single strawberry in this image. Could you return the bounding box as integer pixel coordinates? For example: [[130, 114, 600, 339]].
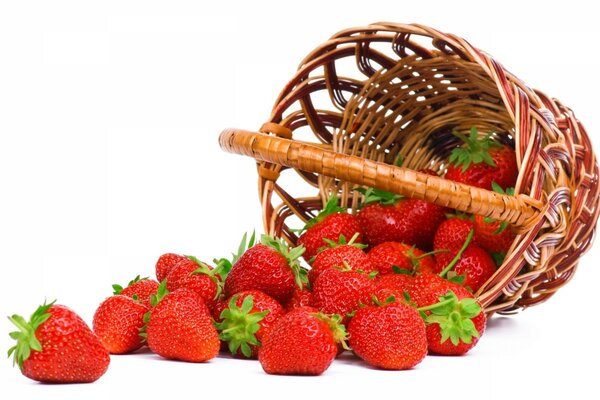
[[411, 276, 486, 356], [368, 242, 437, 275], [374, 272, 414, 300], [433, 215, 475, 267], [215, 290, 284, 358], [146, 288, 219, 362], [166, 256, 221, 310], [224, 235, 306, 304], [473, 184, 516, 258], [258, 308, 347, 375], [155, 253, 186, 283], [394, 198, 447, 250], [297, 196, 363, 261], [93, 295, 148, 354], [8, 301, 110, 383], [445, 127, 518, 190], [312, 264, 376, 320], [113, 275, 159, 308], [283, 283, 314, 311], [348, 301, 427, 370], [355, 188, 406, 247], [309, 233, 374, 285], [440, 243, 497, 293]]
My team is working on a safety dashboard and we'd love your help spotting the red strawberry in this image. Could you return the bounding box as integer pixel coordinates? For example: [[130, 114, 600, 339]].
[[433, 216, 475, 267], [8, 301, 110, 383], [93, 295, 148, 354], [309, 233, 374, 285], [166, 256, 221, 310], [445, 127, 518, 190], [312, 265, 376, 320], [155, 253, 186, 283], [215, 290, 284, 358], [394, 198, 447, 250], [224, 235, 306, 304], [283, 284, 314, 311], [146, 288, 219, 362], [374, 273, 414, 300], [113, 275, 159, 308], [297, 196, 363, 261], [258, 308, 346, 375], [441, 244, 497, 293], [411, 274, 485, 355], [348, 301, 427, 370], [368, 242, 436, 275], [473, 185, 517, 258]]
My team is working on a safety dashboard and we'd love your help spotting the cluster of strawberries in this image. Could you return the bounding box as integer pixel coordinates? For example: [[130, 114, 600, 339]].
[[8, 128, 518, 382]]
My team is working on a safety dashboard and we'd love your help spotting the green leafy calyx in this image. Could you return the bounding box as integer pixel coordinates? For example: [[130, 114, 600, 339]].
[[313, 312, 349, 350], [261, 234, 307, 289], [418, 291, 482, 346], [112, 275, 148, 295], [213, 231, 257, 282], [303, 196, 345, 231], [449, 127, 501, 172], [354, 187, 403, 207], [215, 295, 269, 358], [7, 300, 56, 369]]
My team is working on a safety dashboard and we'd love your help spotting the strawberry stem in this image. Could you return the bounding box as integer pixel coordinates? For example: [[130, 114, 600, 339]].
[[438, 229, 474, 278]]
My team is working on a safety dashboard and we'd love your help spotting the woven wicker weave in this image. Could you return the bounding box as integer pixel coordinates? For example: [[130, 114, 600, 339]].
[[219, 22, 599, 314]]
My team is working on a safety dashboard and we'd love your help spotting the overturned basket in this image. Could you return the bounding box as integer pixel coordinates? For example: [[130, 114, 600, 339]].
[[219, 22, 599, 314]]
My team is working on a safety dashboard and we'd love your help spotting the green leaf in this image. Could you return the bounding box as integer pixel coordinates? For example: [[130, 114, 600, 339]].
[[392, 266, 412, 275], [355, 187, 403, 206], [491, 252, 506, 267]]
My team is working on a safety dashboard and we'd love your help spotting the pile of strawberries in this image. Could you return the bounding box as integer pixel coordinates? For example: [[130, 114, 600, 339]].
[[8, 128, 519, 382]]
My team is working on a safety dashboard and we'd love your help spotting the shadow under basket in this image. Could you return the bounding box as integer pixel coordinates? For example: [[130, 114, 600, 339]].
[[219, 22, 599, 315]]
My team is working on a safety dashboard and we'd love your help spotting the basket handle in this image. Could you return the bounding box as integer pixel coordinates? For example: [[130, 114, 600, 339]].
[[219, 128, 542, 228]]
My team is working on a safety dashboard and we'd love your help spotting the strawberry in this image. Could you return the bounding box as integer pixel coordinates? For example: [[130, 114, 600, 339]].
[[356, 188, 445, 249], [146, 287, 219, 362], [374, 272, 414, 300], [258, 308, 347, 375], [283, 283, 314, 311], [166, 256, 221, 311], [215, 290, 284, 358], [411, 274, 485, 355], [224, 235, 306, 304], [433, 216, 475, 267], [155, 253, 186, 283], [368, 242, 436, 275], [473, 184, 516, 258], [297, 196, 363, 261], [308, 233, 374, 285], [441, 244, 497, 293], [93, 295, 148, 354], [348, 301, 427, 370], [8, 301, 110, 383], [445, 127, 518, 190], [113, 275, 159, 308], [312, 264, 376, 320]]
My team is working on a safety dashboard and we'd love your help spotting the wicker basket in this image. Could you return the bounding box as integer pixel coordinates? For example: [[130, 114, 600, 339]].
[[219, 22, 599, 314]]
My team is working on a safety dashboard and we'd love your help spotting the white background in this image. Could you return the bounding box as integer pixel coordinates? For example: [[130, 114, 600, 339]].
[[1, 1, 599, 399]]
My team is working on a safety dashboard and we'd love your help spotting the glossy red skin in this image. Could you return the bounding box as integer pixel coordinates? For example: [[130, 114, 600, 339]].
[[258, 308, 338, 375], [409, 273, 486, 355], [283, 285, 314, 311], [21, 305, 110, 383], [433, 218, 475, 267], [221, 290, 285, 358], [441, 244, 497, 293], [309, 245, 374, 286], [349, 302, 428, 370], [374, 273, 414, 300], [368, 242, 435, 275], [147, 289, 219, 362], [224, 244, 297, 304], [395, 199, 447, 250], [445, 145, 518, 190], [155, 253, 186, 283], [120, 279, 159, 308], [312, 268, 376, 320], [166, 258, 219, 310], [93, 295, 148, 354], [298, 213, 363, 262], [357, 203, 405, 247], [474, 214, 516, 255]]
